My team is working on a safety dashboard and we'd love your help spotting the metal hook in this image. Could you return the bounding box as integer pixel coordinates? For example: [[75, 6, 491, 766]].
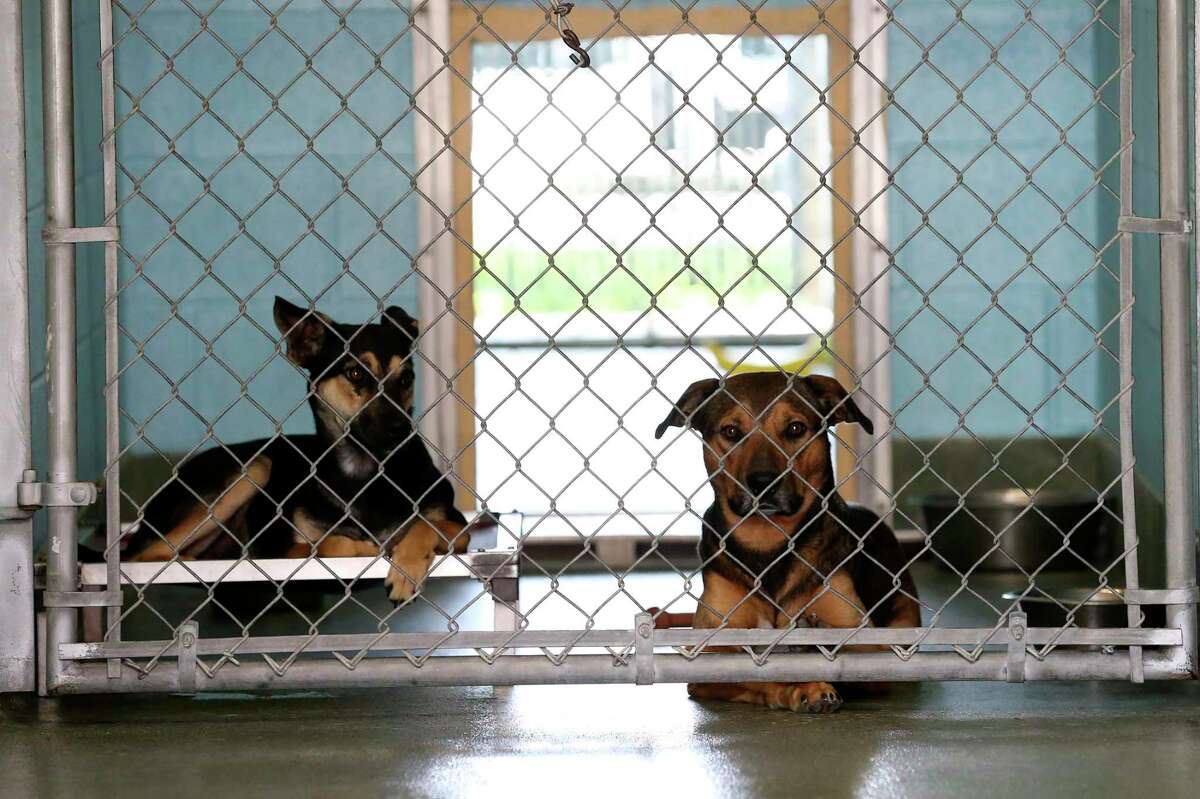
[[549, 2, 590, 68]]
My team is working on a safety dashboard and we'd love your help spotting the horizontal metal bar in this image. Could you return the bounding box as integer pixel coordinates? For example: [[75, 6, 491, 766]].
[[1117, 215, 1192, 235], [49, 648, 1194, 695], [1123, 587, 1199, 605], [0, 507, 34, 521], [42, 590, 121, 608], [480, 333, 815, 350], [78, 551, 518, 586], [41, 225, 119, 243], [58, 625, 1183, 662]]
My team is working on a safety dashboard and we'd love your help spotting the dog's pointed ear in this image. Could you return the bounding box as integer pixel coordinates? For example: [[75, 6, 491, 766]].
[[655, 378, 720, 439], [801, 374, 874, 434], [383, 305, 418, 341], [274, 296, 332, 368]]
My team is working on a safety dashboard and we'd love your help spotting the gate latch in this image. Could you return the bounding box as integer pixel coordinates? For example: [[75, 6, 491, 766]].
[[14, 469, 98, 510], [1006, 611, 1028, 684], [634, 612, 655, 685]]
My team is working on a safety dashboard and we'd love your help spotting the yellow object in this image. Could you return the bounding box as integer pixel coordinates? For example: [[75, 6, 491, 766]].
[[704, 340, 833, 375]]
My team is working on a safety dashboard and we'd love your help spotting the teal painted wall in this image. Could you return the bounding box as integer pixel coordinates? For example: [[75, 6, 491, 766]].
[[887, 0, 1180, 580], [20, 1, 108, 501], [1127, 1, 1165, 503], [109, 2, 422, 457], [22, 1, 423, 498], [887, 0, 1120, 443]]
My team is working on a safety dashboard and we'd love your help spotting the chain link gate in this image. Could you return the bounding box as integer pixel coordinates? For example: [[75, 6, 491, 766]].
[[18, 0, 1197, 696]]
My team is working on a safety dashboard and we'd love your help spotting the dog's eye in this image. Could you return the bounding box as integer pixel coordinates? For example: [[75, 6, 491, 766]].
[[399, 370, 414, 388], [345, 367, 367, 384], [721, 425, 741, 441], [785, 421, 807, 438]]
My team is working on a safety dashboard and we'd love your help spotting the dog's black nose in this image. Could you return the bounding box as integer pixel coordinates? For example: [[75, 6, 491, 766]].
[[746, 471, 783, 495]]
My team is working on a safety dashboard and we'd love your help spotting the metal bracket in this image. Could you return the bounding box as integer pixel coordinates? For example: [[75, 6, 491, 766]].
[[1123, 587, 1199, 605], [13, 470, 97, 510], [1006, 611, 1027, 684], [634, 612, 654, 685], [42, 225, 120, 244], [177, 621, 199, 694], [1117, 215, 1192, 235], [43, 590, 121, 608]]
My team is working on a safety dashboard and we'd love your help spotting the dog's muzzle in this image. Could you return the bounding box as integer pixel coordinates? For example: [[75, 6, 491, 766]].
[[728, 470, 801, 517]]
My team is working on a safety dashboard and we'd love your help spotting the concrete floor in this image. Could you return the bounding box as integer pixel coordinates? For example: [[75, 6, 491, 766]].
[[4, 563, 1198, 799], [3, 680, 1199, 799]]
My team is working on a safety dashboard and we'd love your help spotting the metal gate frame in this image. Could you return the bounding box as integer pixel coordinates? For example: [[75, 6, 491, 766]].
[[2, 0, 1196, 696]]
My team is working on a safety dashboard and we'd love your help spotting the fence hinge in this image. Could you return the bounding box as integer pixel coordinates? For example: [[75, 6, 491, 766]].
[[1117, 215, 1192, 235], [177, 621, 199, 694], [1006, 611, 1027, 684], [634, 612, 655, 685], [42, 225, 120, 244], [12, 469, 98, 511]]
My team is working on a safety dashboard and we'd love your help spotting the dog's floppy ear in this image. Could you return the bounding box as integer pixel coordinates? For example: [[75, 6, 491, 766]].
[[274, 296, 332, 368], [655, 378, 720, 439], [801, 374, 874, 434], [383, 305, 418, 341]]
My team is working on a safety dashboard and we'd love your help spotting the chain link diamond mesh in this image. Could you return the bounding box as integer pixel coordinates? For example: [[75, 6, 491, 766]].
[[79, 0, 1171, 688]]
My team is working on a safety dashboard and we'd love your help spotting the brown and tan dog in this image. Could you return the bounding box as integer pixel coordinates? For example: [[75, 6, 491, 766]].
[[124, 297, 470, 602], [656, 372, 920, 713]]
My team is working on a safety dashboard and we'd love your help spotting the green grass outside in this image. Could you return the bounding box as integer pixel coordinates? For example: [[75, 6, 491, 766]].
[[473, 246, 830, 315]]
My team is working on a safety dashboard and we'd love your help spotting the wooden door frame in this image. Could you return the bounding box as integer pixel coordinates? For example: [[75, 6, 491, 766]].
[[446, 2, 862, 499]]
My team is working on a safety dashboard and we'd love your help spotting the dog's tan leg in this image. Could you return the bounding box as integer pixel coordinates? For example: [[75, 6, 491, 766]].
[[431, 519, 468, 555], [887, 593, 922, 628], [799, 569, 900, 695], [315, 534, 380, 558], [804, 569, 872, 630], [687, 570, 842, 714], [687, 680, 843, 712], [133, 457, 271, 562], [284, 509, 379, 558], [384, 520, 439, 602]]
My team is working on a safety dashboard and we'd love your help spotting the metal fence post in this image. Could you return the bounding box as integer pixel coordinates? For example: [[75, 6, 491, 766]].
[[0, 0, 35, 694], [41, 0, 80, 693], [1157, 0, 1198, 678]]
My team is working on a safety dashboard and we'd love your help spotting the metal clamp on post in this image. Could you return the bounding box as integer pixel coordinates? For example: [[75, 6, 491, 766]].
[[1006, 611, 1027, 683], [42, 225, 120, 244], [634, 612, 654, 685], [14, 469, 97, 510], [1117, 215, 1192, 235], [177, 621, 199, 694]]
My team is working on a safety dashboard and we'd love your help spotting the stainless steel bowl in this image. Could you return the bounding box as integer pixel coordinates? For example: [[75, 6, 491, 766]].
[[921, 489, 1117, 572], [1002, 587, 1163, 628], [1002, 587, 1129, 628]]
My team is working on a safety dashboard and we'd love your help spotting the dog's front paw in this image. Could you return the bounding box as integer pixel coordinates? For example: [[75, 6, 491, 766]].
[[385, 566, 420, 603], [770, 682, 842, 714], [384, 550, 435, 604], [384, 521, 440, 604]]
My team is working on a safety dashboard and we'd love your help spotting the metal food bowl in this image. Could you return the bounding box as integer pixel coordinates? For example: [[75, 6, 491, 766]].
[[1003, 587, 1127, 628], [1002, 588, 1163, 630], [921, 489, 1117, 572]]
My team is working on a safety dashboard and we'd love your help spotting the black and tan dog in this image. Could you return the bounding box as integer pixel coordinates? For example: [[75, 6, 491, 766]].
[[124, 297, 468, 602], [655, 371, 919, 713]]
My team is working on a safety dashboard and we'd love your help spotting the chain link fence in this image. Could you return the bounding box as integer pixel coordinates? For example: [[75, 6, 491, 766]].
[[20, 0, 1197, 695]]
